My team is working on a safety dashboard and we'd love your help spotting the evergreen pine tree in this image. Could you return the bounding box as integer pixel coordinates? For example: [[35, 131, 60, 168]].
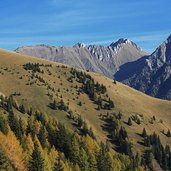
[[88, 153, 98, 171], [105, 152, 115, 171], [68, 134, 80, 164], [88, 127, 96, 139], [144, 136, 151, 147], [82, 121, 89, 135], [51, 99, 57, 110], [142, 128, 147, 137], [77, 116, 84, 127], [168, 152, 171, 170], [53, 158, 65, 171], [55, 123, 71, 156], [133, 153, 141, 169], [144, 150, 154, 170], [38, 125, 46, 148], [29, 143, 44, 171], [19, 104, 25, 114], [97, 143, 107, 171], [18, 117, 23, 135], [0, 116, 8, 135], [128, 117, 132, 126], [78, 148, 89, 171], [8, 111, 22, 140], [108, 99, 114, 109], [117, 112, 122, 120], [113, 80, 117, 84], [166, 129, 171, 137], [121, 139, 133, 156], [6, 97, 13, 112]]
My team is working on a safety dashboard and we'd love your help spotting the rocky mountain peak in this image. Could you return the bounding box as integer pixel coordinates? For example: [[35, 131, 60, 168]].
[[167, 34, 171, 41], [108, 38, 144, 55], [160, 34, 171, 45], [73, 42, 86, 48], [110, 38, 131, 47], [149, 34, 171, 65]]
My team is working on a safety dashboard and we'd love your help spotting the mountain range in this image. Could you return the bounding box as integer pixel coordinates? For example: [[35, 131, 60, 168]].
[[16, 34, 171, 101], [15, 38, 147, 78]]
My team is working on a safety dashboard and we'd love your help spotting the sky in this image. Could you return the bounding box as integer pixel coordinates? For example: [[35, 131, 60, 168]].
[[0, 0, 171, 53]]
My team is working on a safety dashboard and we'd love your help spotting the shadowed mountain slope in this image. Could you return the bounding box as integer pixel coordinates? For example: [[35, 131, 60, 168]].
[[115, 34, 171, 100]]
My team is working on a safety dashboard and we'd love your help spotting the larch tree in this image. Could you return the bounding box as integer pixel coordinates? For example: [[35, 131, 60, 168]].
[[0, 130, 27, 171]]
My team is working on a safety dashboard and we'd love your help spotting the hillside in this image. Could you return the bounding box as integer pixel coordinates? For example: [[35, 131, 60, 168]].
[[115, 34, 171, 100], [0, 48, 171, 170], [15, 38, 147, 78]]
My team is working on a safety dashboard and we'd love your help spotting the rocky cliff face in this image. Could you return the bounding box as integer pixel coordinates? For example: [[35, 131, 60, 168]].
[[115, 34, 171, 100], [15, 39, 147, 78]]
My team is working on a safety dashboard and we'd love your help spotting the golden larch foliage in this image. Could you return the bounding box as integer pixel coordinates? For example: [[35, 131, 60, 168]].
[[0, 130, 27, 171], [83, 135, 100, 154]]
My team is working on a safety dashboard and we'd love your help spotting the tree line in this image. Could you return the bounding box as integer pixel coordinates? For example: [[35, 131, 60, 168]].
[[70, 68, 114, 110]]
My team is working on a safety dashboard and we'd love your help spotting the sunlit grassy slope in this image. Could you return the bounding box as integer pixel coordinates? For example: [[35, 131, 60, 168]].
[[0, 48, 171, 153]]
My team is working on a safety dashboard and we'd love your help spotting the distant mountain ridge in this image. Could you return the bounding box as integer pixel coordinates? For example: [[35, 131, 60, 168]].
[[115, 34, 171, 100], [15, 38, 147, 78]]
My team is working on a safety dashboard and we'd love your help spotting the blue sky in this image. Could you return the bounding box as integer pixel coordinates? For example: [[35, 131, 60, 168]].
[[0, 0, 171, 53]]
